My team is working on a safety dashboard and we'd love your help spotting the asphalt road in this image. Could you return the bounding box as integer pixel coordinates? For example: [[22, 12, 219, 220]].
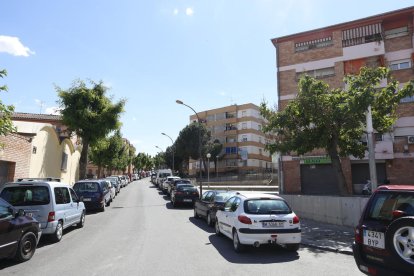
[[0, 178, 363, 276]]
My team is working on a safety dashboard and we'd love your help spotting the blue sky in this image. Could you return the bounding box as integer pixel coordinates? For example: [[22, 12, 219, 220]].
[[0, 1, 412, 156]]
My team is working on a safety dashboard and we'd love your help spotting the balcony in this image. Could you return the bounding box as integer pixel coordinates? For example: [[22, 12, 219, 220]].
[[343, 41, 385, 61], [350, 140, 394, 160]]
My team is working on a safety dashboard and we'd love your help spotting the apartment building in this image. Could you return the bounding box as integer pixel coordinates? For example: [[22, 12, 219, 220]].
[[271, 7, 414, 194], [187, 103, 274, 176]]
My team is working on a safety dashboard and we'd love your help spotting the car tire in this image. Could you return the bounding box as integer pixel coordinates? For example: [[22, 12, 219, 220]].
[[194, 207, 199, 218], [215, 221, 222, 236], [77, 211, 85, 228], [207, 212, 213, 226], [285, 243, 300, 252], [385, 217, 414, 267], [14, 231, 37, 262], [100, 203, 105, 212], [51, 221, 63, 243], [232, 230, 245, 253]]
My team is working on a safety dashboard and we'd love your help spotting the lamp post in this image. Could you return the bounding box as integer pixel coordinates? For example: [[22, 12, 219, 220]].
[[206, 153, 211, 185], [176, 99, 203, 195], [161, 132, 175, 174]]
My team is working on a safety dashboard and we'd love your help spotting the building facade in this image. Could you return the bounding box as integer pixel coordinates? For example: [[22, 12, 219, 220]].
[[271, 7, 414, 194], [187, 103, 274, 176], [0, 113, 81, 185]]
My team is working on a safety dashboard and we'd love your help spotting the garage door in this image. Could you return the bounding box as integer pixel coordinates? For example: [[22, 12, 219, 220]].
[[301, 164, 339, 195], [351, 163, 387, 185]]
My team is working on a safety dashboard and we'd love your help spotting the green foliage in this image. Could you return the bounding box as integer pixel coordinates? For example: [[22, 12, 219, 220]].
[[175, 122, 210, 161], [56, 79, 125, 145], [0, 69, 16, 137], [134, 152, 152, 171], [261, 67, 414, 158], [89, 137, 111, 168]]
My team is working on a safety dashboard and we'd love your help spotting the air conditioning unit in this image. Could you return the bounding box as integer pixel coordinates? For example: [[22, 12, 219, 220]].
[[408, 136, 414, 144]]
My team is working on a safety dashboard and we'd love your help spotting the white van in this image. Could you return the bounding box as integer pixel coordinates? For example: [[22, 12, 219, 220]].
[[155, 169, 173, 187], [0, 179, 86, 242]]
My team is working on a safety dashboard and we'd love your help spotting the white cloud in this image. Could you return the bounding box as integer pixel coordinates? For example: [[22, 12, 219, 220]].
[[185, 8, 194, 16], [132, 117, 137, 121], [0, 35, 35, 57], [45, 107, 61, 115], [173, 8, 179, 15]]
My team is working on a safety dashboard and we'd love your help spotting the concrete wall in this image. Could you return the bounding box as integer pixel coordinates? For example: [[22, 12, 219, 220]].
[[281, 194, 370, 227]]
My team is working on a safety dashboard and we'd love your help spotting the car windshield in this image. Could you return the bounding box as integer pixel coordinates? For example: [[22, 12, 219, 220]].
[[0, 186, 50, 206], [74, 182, 99, 193], [366, 191, 414, 221], [244, 199, 292, 214], [160, 173, 171, 178], [214, 192, 234, 202]]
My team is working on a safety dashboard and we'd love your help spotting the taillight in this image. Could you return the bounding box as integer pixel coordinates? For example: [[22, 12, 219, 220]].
[[355, 226, 363, 244], [238, 215, 252, 224], [175, 191, 183, 195], [48, 212, 55, 222], [293, 215, 300, 224]]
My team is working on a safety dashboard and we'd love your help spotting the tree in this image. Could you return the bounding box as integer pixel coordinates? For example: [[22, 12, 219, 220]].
[[89, 137, 111, 177], [134, 152, 152, 172], [205, 139, 223, 175], [0, 69, 16, 138], [260, 67, 414, 195], [57, 80, 125, 179]]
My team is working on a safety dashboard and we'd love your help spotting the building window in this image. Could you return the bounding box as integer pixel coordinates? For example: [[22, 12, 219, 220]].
[[297, 67, 335, 80], [295, 36, 333, 52], [242, 123, 247, 130], [342, 23, 382, 47], [226, 123, 237, 131], [258, 124, 262, 131], [401, 95, 414, 103], [374, 133, 383, 142], [225, 147, 237, 154], [61, 152, 68, 172], [241, 111, 247, 117], [384, 26, 409, 39], [389, 59, 411, 71], [226, 112, 236, 119], [242, 135, 248, 142]]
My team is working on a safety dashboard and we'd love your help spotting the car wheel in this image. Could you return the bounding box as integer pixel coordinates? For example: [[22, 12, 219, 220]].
[[207, 212, 213, 226], [285, 243, 300, 252], [232, 230, 245, 253], [77, 211, 85, 228], [51, 221, 63, 243], [194, 207, 199, 218], [215, 220, 222, 236], [385, 217, 414, 267], [14, 232, 37, 262], [106, 199, 111, 207], [172, 200, 176, 208], [100, 202, 105, 212]]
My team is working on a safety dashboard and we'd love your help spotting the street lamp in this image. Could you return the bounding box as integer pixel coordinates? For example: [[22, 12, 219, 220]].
[[161, 132, 175, 174], [206, 153, 211, 185], [176, 99, 203, 195]]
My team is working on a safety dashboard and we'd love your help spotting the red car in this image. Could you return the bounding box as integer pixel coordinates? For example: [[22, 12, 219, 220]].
[[353, 185, 414, 276]]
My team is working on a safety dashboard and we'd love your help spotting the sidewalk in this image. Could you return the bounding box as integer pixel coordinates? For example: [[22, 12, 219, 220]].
[[300, 218, 354, 255]]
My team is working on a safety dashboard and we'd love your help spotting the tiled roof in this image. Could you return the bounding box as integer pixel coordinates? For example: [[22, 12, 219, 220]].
[[12, 112, 62, 121]]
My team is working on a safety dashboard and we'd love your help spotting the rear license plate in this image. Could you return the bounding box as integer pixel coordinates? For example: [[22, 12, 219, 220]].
[[363, 230, 385, 249], [262, 221, 284, 227], [83, 198, 91, 201], [183, 199, 192, 202]]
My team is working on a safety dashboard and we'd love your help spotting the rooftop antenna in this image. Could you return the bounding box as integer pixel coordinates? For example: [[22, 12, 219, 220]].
[[37, 100, 45, 114]]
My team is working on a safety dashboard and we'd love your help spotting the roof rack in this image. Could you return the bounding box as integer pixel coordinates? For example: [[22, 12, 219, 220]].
[[17, 177, 61, 182]]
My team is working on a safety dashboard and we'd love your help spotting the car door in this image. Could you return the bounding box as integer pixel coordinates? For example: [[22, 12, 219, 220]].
[[226, 197, 242, 232], [219, 197, 237, 237], [0, 202, 17, 258], [54, 187, 74, 227], [69, 188, 83, 223]]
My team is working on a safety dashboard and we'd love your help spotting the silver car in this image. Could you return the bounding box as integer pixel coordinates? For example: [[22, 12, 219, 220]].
[[0, 179, 86, 243]]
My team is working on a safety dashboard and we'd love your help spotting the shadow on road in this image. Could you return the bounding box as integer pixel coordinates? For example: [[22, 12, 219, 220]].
[[165, 202, 194, 210], [188, 216, 215, 234], [208, 234, 300, 264]]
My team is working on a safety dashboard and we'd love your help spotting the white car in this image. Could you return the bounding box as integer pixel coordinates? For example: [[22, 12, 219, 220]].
[[161, 176, 181, 193], [215, 192, 301, 252]]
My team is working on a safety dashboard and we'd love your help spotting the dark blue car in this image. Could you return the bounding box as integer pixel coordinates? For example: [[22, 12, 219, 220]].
[[73, 180, 111, 212]]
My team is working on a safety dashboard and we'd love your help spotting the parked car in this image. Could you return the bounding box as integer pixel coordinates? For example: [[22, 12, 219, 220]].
[[0, 198, 42, 262], [353, 185, 414, 276], [0, 179, 85, 243], [194, 190, 237, 226], [170, 184, 199, 207], [167, 179, 192, 195], [215, 192, 301, 253], [73, 179, 111, 212], [106, 177, 121, 195], [150, 172, 157, 184], [155, 169, 173, 187], [105, 180, 116, 201], [161, 176, 181, 194]]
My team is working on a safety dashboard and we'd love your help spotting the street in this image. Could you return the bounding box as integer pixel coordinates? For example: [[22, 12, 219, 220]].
[[0, 178, 363, 276]]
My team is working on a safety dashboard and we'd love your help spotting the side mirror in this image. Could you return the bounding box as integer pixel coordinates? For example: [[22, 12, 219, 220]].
[[17, 209, 25, 217]]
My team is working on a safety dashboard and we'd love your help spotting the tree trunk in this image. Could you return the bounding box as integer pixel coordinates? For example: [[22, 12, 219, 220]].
[[328, 145, 349, 196], [79, 140, 89, 180]]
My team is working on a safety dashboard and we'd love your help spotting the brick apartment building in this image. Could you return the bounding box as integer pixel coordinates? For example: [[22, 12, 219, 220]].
[[187, 103, 274, 176], [271, 7, 414, 194]]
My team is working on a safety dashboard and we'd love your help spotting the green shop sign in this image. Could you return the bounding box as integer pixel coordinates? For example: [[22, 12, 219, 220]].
[[301, 156, 331, 165]]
